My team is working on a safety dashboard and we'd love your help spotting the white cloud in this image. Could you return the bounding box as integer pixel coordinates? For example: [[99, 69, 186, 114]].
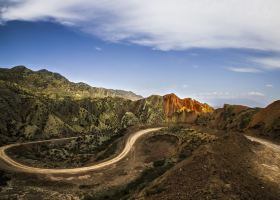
[[191, 91, 271, 107], [265, 84, 273, 88], [227, 67, 262, 73], [189, 53, 199, 57], [195, 91, 233, 99], [1, 0, 280, 51], [248, 91, 265, 97], [195, 91, 266, 99], [95, 46, 102, 51], [227, 57, 280, 73], [192, 91, 269, 107], [182, 84, 189, 88], [251, 57, 280, 69]]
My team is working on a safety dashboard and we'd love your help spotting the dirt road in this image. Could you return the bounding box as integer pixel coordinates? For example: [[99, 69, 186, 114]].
[[0, 128, 162, 174], [245, 135, 280, 152]]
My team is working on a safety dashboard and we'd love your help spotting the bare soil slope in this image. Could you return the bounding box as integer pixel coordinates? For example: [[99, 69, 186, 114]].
[[135, 132, 280, 200], [249, 100, 280, 140]]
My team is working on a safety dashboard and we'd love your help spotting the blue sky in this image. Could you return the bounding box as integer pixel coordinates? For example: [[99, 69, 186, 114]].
[[1, 1, 280, 107]]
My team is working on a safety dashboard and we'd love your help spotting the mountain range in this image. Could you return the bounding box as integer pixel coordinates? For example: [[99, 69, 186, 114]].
[[0, 66, 213, 145], [0, 66, 143, 101]]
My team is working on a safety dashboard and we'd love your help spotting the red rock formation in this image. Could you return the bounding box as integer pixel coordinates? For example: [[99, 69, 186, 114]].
[[163, 93, 214, 117]]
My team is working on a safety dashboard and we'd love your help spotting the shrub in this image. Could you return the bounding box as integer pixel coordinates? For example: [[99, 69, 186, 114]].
[[121, 112, 139, 128], [167, 125, 185, 133], [153, 159, 166, 167]]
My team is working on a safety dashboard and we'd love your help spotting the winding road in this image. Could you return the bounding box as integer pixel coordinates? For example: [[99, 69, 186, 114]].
[[0, 128, 162, 175], [245, 135, 280, 152], [1, 128, 279, 175]]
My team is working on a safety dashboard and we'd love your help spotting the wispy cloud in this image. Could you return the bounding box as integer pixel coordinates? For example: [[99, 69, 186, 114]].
[[194, 91, 267, 107], [195, 91, 266, 99], [227, 56, 280, 73], [227, 67, 262, 73], [248, 91, 265, 97], [195, 92, 234, 99], [95, 46, 102, 51], [1, 0, 280, 51], [265, 84, 273, 88], [189, 53, 199, 57], [251, 57, 280, 69]]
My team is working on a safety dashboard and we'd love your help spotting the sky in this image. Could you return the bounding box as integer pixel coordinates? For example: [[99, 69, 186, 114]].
[[0, 0, 280, 107]]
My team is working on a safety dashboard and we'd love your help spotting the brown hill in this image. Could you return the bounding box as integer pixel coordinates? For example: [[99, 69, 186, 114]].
[[196, 104, 261, 132], [196, 101, 280, 141], [135, 132, 280, 200], [249, 100, 280, 139], [210, 104, 256, 130]]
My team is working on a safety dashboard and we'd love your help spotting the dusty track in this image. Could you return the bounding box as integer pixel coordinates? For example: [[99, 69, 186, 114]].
[[0, 128, 162, 175], [245, 135, 280, 152]]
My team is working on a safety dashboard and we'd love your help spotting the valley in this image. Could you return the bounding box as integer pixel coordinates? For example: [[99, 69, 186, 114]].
[[0, 67, 280, 199]]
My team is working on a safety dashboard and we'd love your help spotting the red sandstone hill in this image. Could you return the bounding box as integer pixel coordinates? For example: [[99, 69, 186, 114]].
[[163, 93, 214, 118]]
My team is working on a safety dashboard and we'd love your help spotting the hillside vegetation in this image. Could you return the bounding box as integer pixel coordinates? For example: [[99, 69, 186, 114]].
[[0, 66, 143, 101]]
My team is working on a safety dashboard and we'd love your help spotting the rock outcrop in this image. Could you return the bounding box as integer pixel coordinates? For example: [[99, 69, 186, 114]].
[[163, 93, 213, 116], [163, 93, 213, 123]]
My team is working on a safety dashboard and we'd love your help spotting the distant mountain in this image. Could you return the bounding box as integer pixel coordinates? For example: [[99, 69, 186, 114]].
[[0, 66, 143, 101]]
